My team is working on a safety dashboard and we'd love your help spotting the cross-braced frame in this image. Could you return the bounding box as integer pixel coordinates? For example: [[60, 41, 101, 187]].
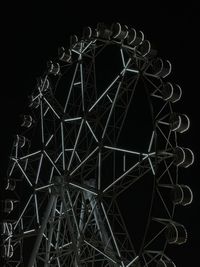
[[2, 23, 194, 267]]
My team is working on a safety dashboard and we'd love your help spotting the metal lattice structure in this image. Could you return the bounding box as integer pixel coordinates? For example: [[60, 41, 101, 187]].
[[1, 23, 194, 267]]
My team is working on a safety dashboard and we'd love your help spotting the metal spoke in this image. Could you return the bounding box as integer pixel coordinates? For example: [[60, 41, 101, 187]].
[[89, 74, 121, 112], [44, 150, 61, 175], [64, 63, 79, 113], [69, 146, 99, 176], [43, 97, 60, 119], [60, 122, 66, 171], [14, 159, 33, 187], [5, 23, 192, 267], [103, 155, 148, 193], [67, 119, 84, 171]]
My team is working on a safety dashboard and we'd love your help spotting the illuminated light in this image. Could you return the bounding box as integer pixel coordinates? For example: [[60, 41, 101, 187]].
[[165, 222, 187, 245], [1, 222, 13, 235], [47, 60, 60, 75], [150, 58, 171, 78], [82, 26, 93, 39], [21, 115, 34, 128], [161, 82, 182, 102], [111, 22, 129, 40], [70, 34, 78, 48], [2, 244, 14, 258], [169, 113, 190, 133], [4, 199, 14, 213], [58, 47, 72, 63], [5, 179, 16, 191], [37, 76, 50, 92], [174, 147, 194, 168], [29, 94, 40, 108], [136, 39, 151, 56], [13, 135, 28, 148], [127, 29, 144, 46], [171, 184, 193, 206]]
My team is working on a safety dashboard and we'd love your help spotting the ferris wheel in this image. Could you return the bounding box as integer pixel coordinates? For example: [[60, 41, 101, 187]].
[[1, 22, 194, 267]]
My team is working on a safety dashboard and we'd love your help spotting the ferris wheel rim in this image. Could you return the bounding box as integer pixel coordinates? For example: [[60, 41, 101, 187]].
[[2, 22, 194, 267]]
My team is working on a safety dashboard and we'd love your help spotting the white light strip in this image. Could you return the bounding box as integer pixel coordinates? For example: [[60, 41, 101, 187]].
[[19, 150, 41, 160], [123, 154, 126, 172], [126, 68, 139, 73], [69, 146, 99, 176], [148, 152, 156, 157], [104, 145, 147, 156], [64, 63, 79, 113], [157, 160, 174, 183], [98, 152, 101, 190], [35, 153, 43, 184], [14, 195, 33, 230], [55, 152, 62, 163], [15, 160, 33, 187], [103, 155, 148, 193], [23, 229, 35, 235], [57, 257, 61, 267], [151, 94, 163, 99], [35, 184, 54, 191], [45, 134, 54, 147], [83, 240, 117, 264], [58, 241, 72, 250], [102, 76, 124, 138], [75, 151, 81, 162], [61, 122, 66, 171], [64, 117, 82, 122], [156, 125, 173, 149], [42, 233, 55, 248], [39, 75, 48, 93], [155, 101, 168, 120], [67, 119, 84, 171], [89, 74, 121, 112], [101, 202, 125, 267], [71, 49, 80, 55], [43, 97, 60, 119], [44, 151, 61, 175], [156, 187, 171, 218], [148, 131, 155, 152], [158, 121, 170, 126], [34, 194, 40, 224], [80, 63, 85, 112], [82, 41, 93, 53], [55, 202, 63, 248], [126, 256, 139, 267], [86, 120, 99, 142], [144, 72, 161, 79], [69, 182, 98, 196], [44, 106, 50, 116], [40, 101, 44, 144], [144, 227, 167, 249], [120, 48, 125, 67], [107, 94, 113, 103], [180, 114, 190, 133], [184, 185, 193, 205], [8, 162, 16, 176], [148, 158, 155, 175]]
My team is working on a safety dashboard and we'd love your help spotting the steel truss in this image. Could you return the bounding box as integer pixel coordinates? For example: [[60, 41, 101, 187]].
[[2, 23, 194, 267]]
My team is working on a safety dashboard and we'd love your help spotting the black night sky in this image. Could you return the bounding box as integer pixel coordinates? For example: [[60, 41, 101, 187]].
[[1, 2, 199, 266]]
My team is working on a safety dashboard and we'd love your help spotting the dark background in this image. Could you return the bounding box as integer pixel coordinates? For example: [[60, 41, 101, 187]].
[[1, 2, 199, 266]]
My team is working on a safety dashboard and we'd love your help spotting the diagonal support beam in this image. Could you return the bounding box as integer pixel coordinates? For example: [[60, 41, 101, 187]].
[[28, 194, 57, 267]]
